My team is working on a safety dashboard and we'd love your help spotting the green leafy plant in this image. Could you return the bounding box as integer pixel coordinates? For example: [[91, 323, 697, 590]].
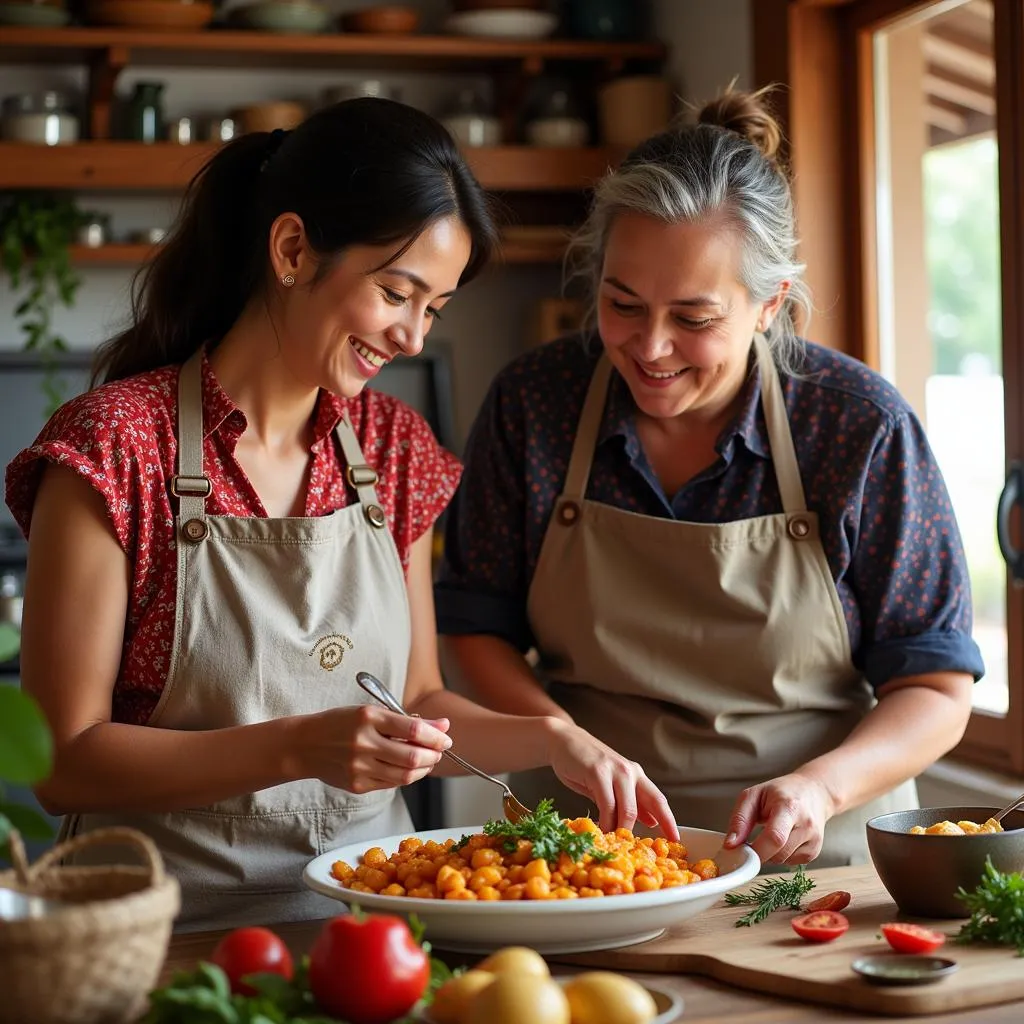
[[0, 191, 87, 411], [0, 655, 55, 861], [955, 857, 1024, 955]]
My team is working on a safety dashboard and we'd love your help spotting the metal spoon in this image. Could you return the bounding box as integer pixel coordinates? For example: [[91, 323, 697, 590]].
[[992, 789, 1024, 826], [355, 671, 532, 825]]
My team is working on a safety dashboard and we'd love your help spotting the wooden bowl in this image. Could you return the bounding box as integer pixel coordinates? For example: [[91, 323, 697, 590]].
[[340, 5, 419, 35], [86, 0, 215, 30], [236, 100, 309, 134]]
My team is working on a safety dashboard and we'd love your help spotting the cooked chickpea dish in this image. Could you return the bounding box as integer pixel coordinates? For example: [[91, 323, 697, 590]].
[[909, 817, 1004, 835], [330, 818, 720, 901]]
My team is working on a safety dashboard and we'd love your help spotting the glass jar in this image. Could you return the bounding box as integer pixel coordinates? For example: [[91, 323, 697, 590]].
[[0, 91, 79, 145], [126, 81, 165, 144], [440, 88, 501, 148]]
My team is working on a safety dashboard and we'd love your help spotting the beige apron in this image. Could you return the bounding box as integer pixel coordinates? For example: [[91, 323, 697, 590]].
[[61, 350, 414, 930], [517, 335, 916, 866]]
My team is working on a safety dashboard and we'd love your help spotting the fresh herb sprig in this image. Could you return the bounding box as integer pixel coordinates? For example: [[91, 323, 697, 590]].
[[955, 858, 1024, 955], [724, 865, 816, 926], [455, 798, 614, 863]]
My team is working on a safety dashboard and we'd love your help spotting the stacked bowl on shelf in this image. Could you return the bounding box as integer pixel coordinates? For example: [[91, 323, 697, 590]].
[[0, 0, 71, 28]]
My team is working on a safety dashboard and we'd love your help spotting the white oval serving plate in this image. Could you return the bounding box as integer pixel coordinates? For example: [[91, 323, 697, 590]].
[[303, 824, 759, 955]]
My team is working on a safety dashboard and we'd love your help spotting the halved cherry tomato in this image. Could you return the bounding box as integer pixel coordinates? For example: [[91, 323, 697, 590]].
[[806, 890, 852, 913], [210, 926, 294, 996], [791, 911, 850, 942], [880, 922, 946, 954]]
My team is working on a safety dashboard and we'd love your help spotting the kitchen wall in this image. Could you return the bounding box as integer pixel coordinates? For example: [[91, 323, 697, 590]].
[[0, 0, 753, 451], [0, 0, 756, 831]]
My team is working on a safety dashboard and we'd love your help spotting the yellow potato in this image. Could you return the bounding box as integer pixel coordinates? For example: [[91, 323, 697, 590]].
[[476, 945, 550, 979], [466, 973, 570, 1024], [564, 971, 659, 1024], [429, 970, 495, 1024]]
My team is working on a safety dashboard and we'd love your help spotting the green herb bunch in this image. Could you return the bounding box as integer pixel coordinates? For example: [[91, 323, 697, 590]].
[[955, 858, 1024, 955], [724, 865, 815, 926], [455, 798, 614, 863]]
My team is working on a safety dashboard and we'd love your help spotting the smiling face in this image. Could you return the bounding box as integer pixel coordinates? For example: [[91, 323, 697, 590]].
[[271, 214, 472, 398], [598, 213, 786, 425]]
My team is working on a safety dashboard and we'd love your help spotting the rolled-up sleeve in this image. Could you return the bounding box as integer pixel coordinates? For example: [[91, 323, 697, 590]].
[[850, 410, 985, 688], [435, 375, 535, 652]]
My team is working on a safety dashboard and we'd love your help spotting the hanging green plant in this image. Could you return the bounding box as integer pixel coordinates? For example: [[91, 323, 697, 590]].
[[0, 191, 87, 412], [0, 680, 55, 862]]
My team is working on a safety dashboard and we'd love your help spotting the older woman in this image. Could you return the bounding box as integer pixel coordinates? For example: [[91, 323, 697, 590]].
[[436, 87, 984, 867]]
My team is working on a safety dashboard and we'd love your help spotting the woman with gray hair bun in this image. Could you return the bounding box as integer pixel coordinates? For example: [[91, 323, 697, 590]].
[[436, 86, 984, 868]]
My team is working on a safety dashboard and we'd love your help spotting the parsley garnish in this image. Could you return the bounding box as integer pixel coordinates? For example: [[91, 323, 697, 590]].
[[455, 798, 614, 863], [955, 858, 1024, 955], [724, 865, 815, 926]]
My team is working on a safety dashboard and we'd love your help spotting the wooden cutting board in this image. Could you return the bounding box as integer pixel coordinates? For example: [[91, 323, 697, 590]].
[[548, 865, 1024, 1016]]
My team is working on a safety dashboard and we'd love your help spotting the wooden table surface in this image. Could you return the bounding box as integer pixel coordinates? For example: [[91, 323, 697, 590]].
[[160, 919, 1024, 1023]]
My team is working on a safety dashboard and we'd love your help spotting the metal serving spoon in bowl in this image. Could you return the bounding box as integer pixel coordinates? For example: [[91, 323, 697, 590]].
[[355, 671, 532, 825], [992, 788, 1024, 827]]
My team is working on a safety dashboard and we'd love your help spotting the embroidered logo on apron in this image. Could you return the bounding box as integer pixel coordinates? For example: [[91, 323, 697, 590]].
[[310, 633, 354, 671]]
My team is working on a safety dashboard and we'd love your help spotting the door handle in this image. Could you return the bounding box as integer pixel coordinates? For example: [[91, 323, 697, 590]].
[[997, 460, 1024, 585]]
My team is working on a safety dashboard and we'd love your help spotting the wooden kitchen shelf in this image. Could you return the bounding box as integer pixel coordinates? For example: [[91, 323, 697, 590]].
[[0, 143, 622, 191], [0, 26, 666, 72], [69, 243, 155, 265], [69, 226, 573, 267]]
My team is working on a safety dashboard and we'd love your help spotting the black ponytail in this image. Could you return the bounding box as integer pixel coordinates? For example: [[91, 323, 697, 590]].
[[93, 98, 498, 384]]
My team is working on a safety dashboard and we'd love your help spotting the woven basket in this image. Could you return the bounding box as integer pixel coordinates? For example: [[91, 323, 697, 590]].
[[0, 827, 181, 1024]]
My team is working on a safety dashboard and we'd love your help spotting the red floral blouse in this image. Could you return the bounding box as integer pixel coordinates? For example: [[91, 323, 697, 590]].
[[4, 355, 461, 725]]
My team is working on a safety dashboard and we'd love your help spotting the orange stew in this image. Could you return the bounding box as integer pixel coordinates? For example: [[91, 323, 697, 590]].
[[330, 818, 720, 901]]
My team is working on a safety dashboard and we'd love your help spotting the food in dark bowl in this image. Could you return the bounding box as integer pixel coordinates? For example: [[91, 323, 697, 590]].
[[866, 805, 1024, 918]]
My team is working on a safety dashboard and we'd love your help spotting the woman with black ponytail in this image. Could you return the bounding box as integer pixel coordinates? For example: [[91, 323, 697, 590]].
[[5, 98, 676, 930]]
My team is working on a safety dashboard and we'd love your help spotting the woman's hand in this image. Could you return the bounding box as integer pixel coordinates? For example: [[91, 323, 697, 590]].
[[294, 706, 452, 794], [722, 773, 836, 865], [546, 722, 679, 840]]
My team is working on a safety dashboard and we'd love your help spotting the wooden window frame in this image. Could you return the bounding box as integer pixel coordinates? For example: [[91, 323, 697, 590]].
[[754, 0, 1024, 774]]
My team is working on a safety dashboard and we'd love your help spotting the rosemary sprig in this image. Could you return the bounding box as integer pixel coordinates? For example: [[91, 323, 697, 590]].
[[454, 798, 614, 863], [724, 865, 816, 926]]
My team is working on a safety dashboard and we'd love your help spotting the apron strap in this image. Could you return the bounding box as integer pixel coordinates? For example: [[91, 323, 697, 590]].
[[334, 415, 388, 529], [172, 349, 211, 524], [562, 356, 614, 501], [753, 332, 808, 514]]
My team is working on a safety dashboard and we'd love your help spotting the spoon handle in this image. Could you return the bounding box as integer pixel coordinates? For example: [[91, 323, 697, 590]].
[[356, 671, 407, 716], [355, 670, 512, 793]]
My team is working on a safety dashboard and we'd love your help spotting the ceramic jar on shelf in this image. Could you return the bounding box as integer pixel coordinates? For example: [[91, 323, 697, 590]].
[[1, 91, 79, 145]]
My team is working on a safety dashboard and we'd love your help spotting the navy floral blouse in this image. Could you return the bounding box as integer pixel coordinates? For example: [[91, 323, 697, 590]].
[[435, 335, 985, 691]]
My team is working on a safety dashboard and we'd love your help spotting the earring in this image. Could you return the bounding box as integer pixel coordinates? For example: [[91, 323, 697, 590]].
[[281, 274, 295, 287]]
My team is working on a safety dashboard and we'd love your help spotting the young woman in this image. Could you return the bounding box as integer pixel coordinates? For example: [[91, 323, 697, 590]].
[[5, 98, 676, 931], [436, 88, 984, 869]]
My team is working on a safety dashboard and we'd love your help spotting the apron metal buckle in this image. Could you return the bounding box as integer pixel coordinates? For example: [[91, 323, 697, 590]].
[[346, 465, 379, 489], [170, 475, 213, 499]]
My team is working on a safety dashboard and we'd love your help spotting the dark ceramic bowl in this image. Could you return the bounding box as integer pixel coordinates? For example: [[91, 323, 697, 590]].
[[866, 805, 1024, 918]]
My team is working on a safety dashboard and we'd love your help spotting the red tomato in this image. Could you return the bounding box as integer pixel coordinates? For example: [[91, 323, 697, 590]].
[[210, 926, 294, 996], [791, 911, 850, 942], [881, 922, 946, 954], [806, 890, 852, 913], [309, 913, 430, 1024]]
